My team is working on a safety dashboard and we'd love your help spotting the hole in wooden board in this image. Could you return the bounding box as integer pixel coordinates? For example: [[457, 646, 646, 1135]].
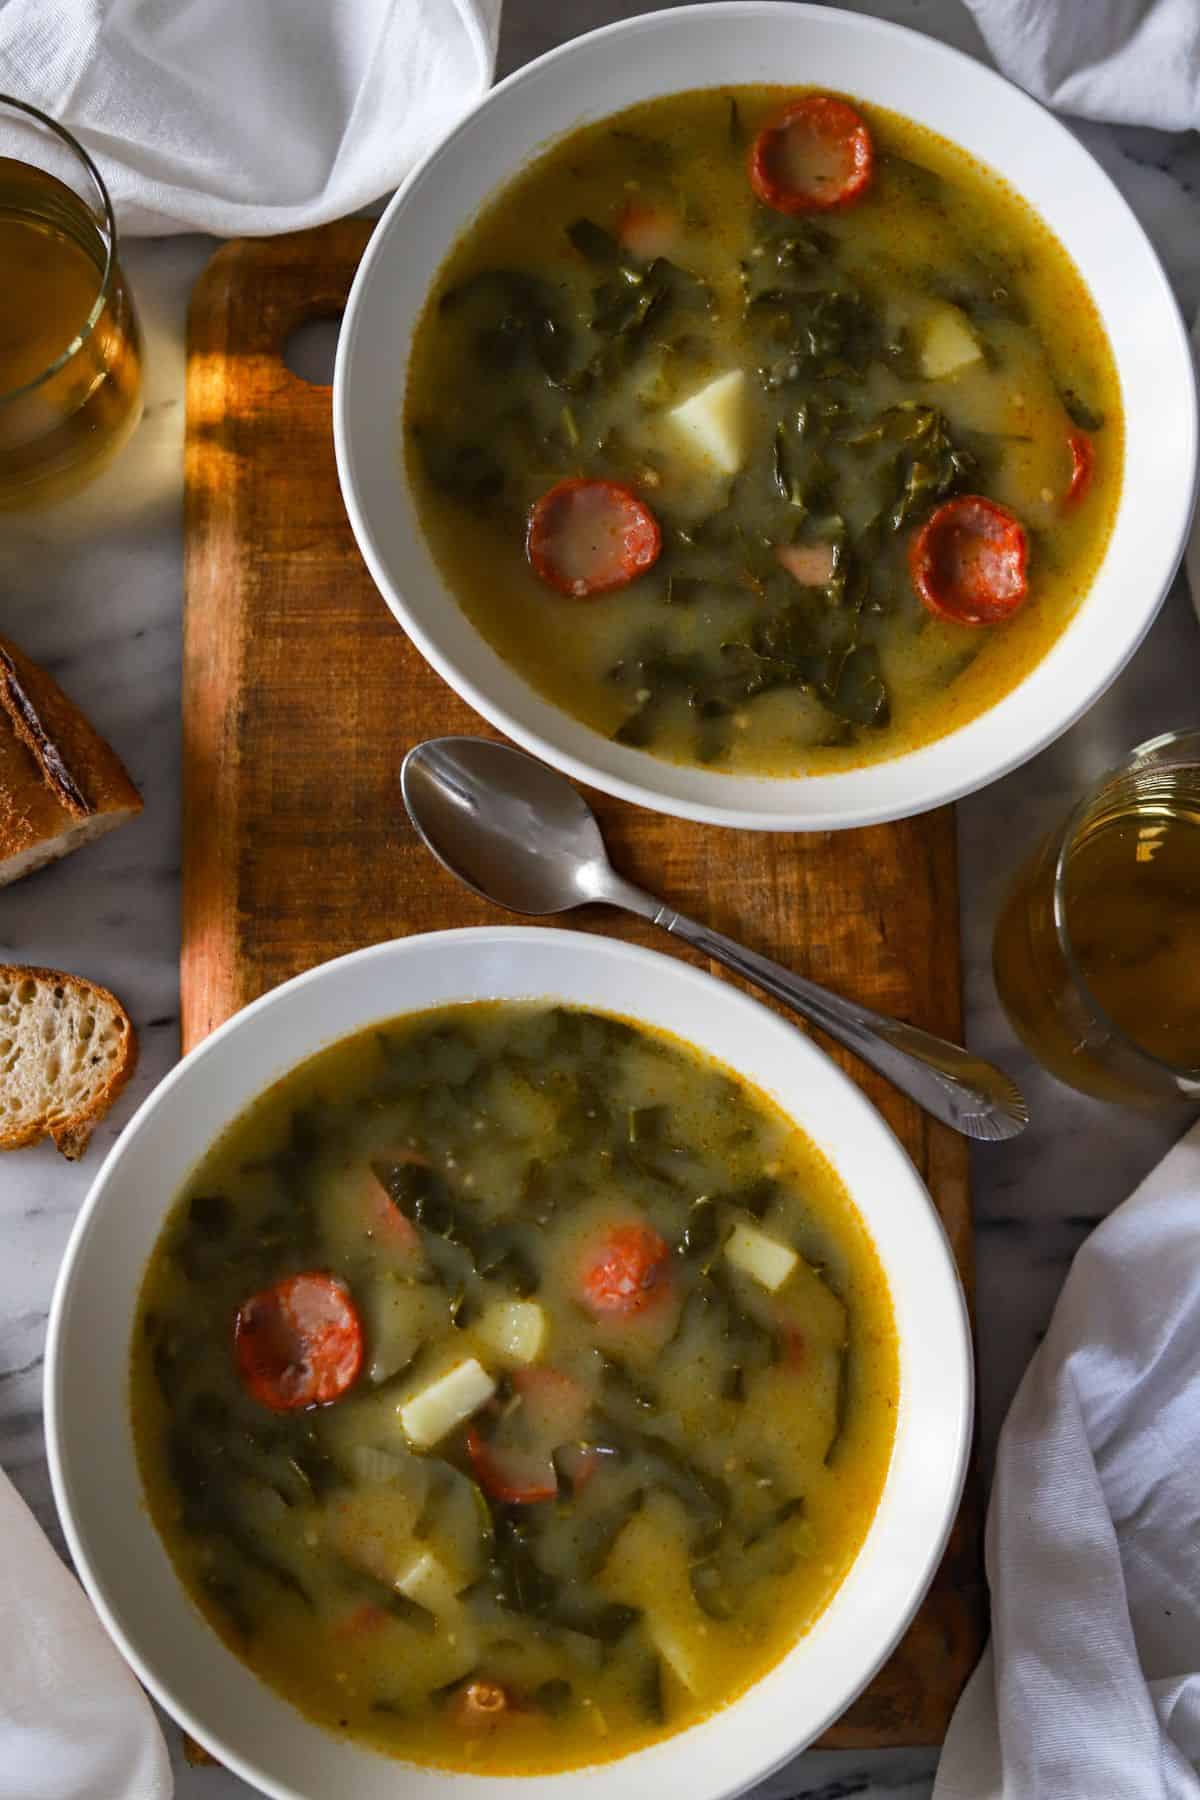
[[283, 315, 341, 387]]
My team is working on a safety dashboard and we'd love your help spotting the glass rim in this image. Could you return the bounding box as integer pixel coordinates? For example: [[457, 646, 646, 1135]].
[[1051, 726, 1200, 1085], [0, 94, 118, 405]]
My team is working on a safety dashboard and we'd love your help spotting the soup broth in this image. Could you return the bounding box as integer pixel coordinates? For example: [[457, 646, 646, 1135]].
[[132, 1004, 898, 1773], [405, 87, 1121, 776]]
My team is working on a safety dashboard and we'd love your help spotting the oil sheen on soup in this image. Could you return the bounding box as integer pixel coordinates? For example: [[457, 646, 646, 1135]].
[[404, 87, 1121, 777], [132, 1004, 898, 1773]]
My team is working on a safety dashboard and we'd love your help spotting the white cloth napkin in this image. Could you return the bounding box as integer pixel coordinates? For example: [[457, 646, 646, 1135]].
[[0, 1464, 171, 1800], [934, 1120, 1200, 1799], [0, 0, 501, 235], [963, 0, 1200, 131]]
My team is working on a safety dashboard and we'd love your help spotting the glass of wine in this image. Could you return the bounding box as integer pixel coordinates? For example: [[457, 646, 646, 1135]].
[[0, 96, 143, 508], [993, 728, 1200, 1105]]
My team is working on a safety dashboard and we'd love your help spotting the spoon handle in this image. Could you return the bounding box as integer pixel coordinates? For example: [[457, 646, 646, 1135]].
[[603, 877, 1027, 1142]]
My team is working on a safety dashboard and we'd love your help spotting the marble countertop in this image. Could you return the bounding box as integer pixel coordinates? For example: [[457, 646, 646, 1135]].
[[2, 2, 1198, 1795]]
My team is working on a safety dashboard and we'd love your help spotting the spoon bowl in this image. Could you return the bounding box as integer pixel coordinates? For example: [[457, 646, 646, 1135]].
[[402, 736, 607, 915]]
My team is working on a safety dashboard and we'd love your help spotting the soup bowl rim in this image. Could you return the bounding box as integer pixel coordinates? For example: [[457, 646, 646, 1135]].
[[333, 0, 1198, 832], [45, 926, 972, 1799]]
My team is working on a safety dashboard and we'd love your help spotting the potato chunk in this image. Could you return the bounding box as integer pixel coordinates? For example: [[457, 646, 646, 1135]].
[[396, 1549, 460, 1616], [398, 1357, 495, 1448], [475, 1299, 546, 1365], [724, 1220, 798, 1292], [666, 371, 747, 474], [604, 1492, 713, 1698], [920, 305, 982, 379]]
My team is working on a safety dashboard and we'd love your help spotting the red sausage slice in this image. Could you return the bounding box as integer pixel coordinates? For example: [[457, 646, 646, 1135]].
[[776, 541, 836, 587], [1065, 430, 1094, 506], [580, 1224, 671, 1316], [909, 495, 1029, 626], [511, 1364, 589, 1436], [451, 1680, 510, 1732], [465, 1365, 587, 1504], [618, 200, 679, 262], [749, 95, 874, 215], [527, 479, 662, 597], [234, 1272, 363, 1412], [465, 1427, 558, 1505]]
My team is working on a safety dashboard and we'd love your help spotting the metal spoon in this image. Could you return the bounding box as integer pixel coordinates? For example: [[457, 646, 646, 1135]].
[[400, 736, 1028, 1142]]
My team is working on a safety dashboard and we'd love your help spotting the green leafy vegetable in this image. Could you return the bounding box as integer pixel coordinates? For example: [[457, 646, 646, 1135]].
[[588, 1410, 729, 1534], [187, 1193, 231, 1239], [883, 154, 944, 202], [627, 1103, 669, 1145], [484, 1513, 560, 1616], [826, 644, 890, 727], [566, 257, 712, 394], [535, 1678, 573, 1716], [411, 424, 504, 504], [825, 1341, 852, 1467], [772, 418, 807, 508], [201, 1570, 255, 1638], [636, 1651, 666, 1722], [752, 287, 883, 389], [439, 268, 572, 381], [372, 1160, 538, 1295], [1060, 387, 1105, 433], [676, 1194, 722, 1264], [690, 1559, 738, 1620], [572, 1486, 647, 1579], [743, 1495, 806, 1547], [566, 217, 619, 263]]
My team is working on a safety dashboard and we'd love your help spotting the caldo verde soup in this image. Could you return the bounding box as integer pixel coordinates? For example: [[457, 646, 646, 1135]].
[[405, 88, 1121, 776], [132, 1004, 897, 1773]]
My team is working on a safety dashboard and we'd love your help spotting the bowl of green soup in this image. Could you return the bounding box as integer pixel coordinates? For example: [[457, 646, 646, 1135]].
[[334, 2, 1196, 830], [46, 928, 971, 1797]]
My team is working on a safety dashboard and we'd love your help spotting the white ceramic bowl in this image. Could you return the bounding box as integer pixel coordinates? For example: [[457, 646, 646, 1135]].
[[47, 928, 971, 1800], [334, 1, 1197, 833]]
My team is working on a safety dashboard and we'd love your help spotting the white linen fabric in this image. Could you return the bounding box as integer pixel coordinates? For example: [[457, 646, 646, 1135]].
[[963, 0, 1200, 131], [0, 1463, 172, 1800], [0, 0, 501, 235], [934, 1121, 1200, 1799]]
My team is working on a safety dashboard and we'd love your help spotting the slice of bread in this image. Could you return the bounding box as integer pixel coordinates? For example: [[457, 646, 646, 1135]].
[[0, 967, 137, 1159], [0, 634, 142, 887]]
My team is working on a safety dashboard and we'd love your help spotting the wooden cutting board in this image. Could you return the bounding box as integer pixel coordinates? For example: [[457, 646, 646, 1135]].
[[182, 221, 985, 1751]]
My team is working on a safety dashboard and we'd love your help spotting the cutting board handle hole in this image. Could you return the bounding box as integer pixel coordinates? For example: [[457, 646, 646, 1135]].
[[283, 314, 342, 388]]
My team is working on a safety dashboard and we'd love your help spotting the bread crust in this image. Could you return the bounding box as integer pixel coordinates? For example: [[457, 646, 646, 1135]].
[[0, 966, 138, 1159], [0, 635, 142, 886]]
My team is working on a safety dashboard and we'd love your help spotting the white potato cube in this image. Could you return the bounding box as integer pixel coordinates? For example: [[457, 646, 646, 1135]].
[[666, 370, 747, 475], [398, 1357, 495, 1449], [920, 306, 982, 379], [395, 1550, 460, 1616], [475, 1298, 546, 1365], [724, 1220, 797, 1293]]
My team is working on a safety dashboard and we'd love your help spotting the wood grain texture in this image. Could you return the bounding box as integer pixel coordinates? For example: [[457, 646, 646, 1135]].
[[182, 221, 985, 1750]]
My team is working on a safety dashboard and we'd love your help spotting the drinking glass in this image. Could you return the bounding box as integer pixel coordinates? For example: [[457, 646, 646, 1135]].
[[993, 729, 1200, 1105], [0, 96, 143, 507]]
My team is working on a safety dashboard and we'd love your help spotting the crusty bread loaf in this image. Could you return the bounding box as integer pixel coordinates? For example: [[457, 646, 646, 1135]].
[[0, 967, 137, 1158], [0, 634, 142, 887]]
